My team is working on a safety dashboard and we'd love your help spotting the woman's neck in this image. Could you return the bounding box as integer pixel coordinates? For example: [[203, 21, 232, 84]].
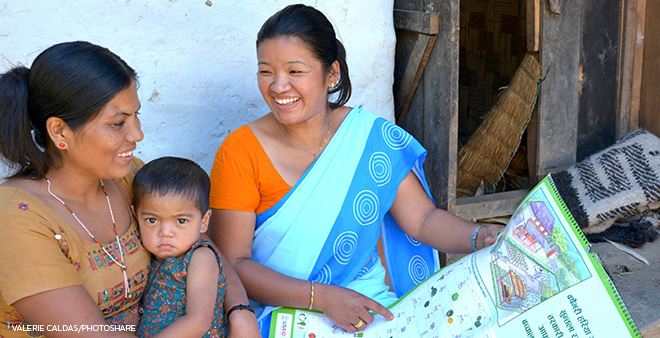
[[283, 106, 330, 133], [44, 167, 106, 204]]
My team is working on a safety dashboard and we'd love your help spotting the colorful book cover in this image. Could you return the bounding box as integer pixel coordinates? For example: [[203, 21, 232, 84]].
[[269, 175, 640, 338]]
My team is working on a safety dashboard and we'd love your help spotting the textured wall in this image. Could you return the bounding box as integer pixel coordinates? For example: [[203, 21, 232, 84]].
[[0, 0, 395, 176]]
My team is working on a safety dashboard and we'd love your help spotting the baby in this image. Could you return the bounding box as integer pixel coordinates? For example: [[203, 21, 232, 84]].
[[133, 156, 247, 337]]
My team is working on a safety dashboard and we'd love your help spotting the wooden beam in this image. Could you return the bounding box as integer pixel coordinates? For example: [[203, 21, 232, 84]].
[[394, 0, 458, 267], [526, 0, 541, 51], [394, 9, 440, 35], [630, 0, 658, 135], [395, 33, 438, 124], [529, 0, 581, 182], [618, 0, 636, 137], [616, 0, 647, 140], [418, 0, 459, 213], [576, 0, 621, 159], [454, 189, 530, 221]]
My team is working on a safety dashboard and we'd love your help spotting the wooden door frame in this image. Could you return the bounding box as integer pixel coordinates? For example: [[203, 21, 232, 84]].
[[393, 0, 647, 219], [617, 0, 646, 138]]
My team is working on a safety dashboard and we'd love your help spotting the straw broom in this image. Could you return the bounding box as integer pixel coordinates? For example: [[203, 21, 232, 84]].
[[456, 53, 543, 198]]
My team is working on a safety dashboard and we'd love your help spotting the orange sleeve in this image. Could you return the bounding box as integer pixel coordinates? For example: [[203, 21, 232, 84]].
[[209, 126, 262, 212]]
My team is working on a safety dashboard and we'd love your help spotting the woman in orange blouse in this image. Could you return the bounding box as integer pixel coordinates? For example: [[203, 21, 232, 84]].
[[208, 4, 504, 336]]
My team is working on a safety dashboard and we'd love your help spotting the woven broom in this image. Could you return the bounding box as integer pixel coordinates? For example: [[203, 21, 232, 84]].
[[456, 53, 542, 198]]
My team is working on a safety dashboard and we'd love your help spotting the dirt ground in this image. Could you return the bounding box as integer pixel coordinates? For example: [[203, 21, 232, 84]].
[[591, 239, 660, 337]]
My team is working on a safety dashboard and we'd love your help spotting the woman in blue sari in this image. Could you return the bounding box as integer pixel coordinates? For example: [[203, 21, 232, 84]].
[[208, 4, 503, 336]]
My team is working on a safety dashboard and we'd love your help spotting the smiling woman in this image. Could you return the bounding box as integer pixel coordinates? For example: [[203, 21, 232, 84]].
[[207, 4, 503, 337], [50, 80, 143, 180], [0, 41, 257, 338], [0, 41, 149, 338]]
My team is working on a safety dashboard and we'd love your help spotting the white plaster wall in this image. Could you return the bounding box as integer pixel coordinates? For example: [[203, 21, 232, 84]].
[[0, 0, 395, 176]]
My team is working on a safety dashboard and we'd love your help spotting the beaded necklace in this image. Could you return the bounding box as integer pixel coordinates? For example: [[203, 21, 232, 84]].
[[44, 177, 131, 299]]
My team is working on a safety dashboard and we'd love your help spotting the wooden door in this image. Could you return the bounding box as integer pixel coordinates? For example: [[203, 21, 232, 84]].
[[640, 0, 660, 136], [393, 0, 459, 266], [393, 0, 460, 213]]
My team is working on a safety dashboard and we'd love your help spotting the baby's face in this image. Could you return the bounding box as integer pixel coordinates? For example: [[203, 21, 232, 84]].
[[135, 193, 210, 260]]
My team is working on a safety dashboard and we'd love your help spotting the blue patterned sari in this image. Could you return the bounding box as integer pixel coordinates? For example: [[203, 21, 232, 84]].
[[252, 106, 439, 335]]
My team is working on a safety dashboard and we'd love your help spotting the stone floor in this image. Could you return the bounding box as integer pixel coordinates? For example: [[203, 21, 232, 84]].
[[591, 240, 660, 337]]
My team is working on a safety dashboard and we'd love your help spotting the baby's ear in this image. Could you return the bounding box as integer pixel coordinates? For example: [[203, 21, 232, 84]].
[[200, 209, 212, 233], [130, 205, 136, 216]]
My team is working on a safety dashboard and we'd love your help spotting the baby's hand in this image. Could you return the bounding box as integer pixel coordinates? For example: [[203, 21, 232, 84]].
[[227, 308, 260, 338]]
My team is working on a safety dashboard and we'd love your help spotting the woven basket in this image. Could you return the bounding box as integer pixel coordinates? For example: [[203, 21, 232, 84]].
[[456, 53, 542, 198]]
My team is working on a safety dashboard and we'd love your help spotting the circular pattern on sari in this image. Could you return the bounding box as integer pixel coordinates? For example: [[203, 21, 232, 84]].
[[369, 152, 392, 186], [333, 231, 359, 265], [382, 122, 412, 150], [353, 190, 379, 226], [312, 264, 333, 284], [408, 255, 430, 284], [406, 233, 422, 246]]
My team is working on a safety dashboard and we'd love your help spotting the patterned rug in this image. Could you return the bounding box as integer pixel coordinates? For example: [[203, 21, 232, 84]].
[[552, 129, 660, 247]]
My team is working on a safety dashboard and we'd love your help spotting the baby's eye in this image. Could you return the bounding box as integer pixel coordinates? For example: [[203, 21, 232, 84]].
[[176, 218, 188, 225], [145, 217, 157, 224]]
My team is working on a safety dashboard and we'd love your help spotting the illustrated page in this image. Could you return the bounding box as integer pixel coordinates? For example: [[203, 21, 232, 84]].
[[269, 176, 638, 338]]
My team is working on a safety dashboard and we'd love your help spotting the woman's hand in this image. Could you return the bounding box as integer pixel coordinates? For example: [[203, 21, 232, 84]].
[[314, 283, 393, 333], [478, 223, 505, 250]]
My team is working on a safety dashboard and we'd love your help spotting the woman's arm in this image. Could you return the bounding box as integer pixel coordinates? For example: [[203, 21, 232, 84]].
[[12, 287, 136, 338], [152, 247, 218, 338], [209, 209, 393, 332], [390, 171, 503, 254], [217, 249, 260, 337]]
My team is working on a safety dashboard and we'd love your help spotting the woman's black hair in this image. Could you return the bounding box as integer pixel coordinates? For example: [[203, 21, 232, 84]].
[[0, 41, 137, 179], [133, 156, 211, 214], [256, 4, 351, 109]]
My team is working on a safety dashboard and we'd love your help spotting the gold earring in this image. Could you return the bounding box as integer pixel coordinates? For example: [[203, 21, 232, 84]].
[[330, 82, 335, 88], [57, 141, 68, 150]]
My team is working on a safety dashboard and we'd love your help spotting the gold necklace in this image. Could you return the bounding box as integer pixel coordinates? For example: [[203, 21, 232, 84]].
[[279, 112, 333, 158]]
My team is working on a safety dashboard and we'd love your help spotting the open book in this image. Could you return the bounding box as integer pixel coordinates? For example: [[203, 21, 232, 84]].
[[269, 175, 640, 337]]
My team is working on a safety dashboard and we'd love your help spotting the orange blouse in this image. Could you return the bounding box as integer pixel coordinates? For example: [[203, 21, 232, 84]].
[[209, 125, 291, 215]]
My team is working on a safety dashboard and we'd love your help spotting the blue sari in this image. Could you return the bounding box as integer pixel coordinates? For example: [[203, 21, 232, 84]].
[[252, 106, 439, 335]]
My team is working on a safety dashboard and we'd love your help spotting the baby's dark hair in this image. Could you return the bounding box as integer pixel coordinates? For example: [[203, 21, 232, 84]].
[[133, 156, 210, 214]]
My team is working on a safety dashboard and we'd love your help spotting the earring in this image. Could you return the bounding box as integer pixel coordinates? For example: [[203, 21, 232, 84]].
[[57, 141, 68, 150], [330, 82, 336, 88]]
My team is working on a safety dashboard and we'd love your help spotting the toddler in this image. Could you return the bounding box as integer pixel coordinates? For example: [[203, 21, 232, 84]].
[[133, 157, 244, 337]]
